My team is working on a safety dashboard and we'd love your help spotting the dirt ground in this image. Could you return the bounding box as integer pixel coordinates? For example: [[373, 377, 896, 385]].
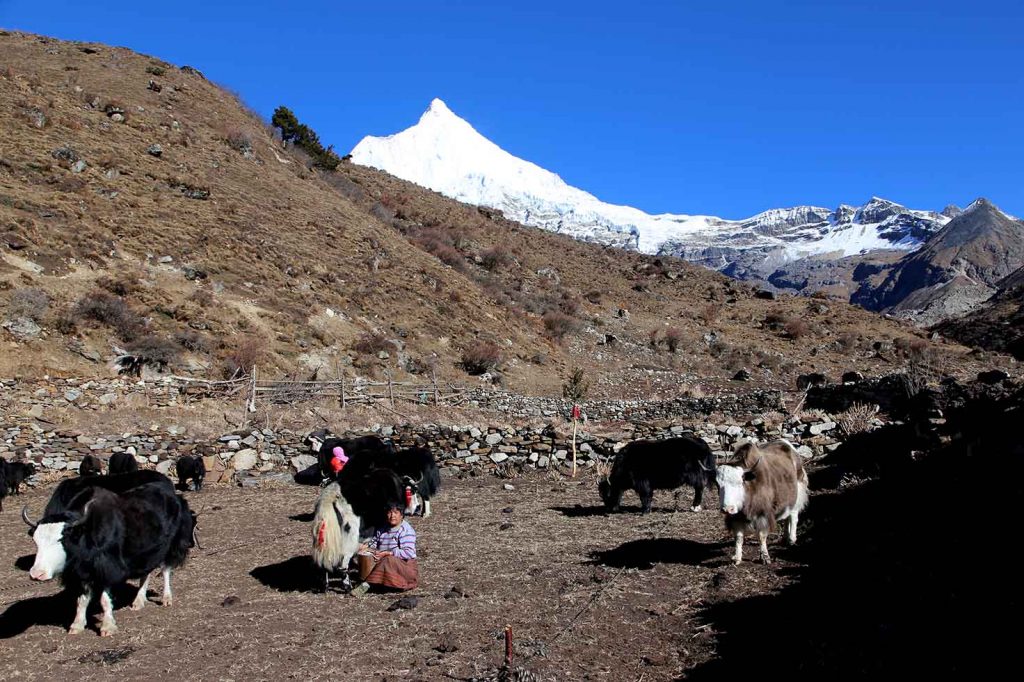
[[0, 472, 799, 681]]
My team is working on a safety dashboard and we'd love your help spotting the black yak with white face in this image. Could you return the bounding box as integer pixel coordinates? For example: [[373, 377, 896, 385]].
[[598, 435, 716, 514], [23, 480, 196, 636]]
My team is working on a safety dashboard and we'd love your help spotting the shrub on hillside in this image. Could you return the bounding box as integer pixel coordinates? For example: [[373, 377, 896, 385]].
[[461, 341, 502, 375], [126, 335, 179, 368], [542, 310, 580, 341], [352, 332, 393, 356], [96, 273, 139, 297], [72, 290, 142, 341], [7, 287, 49, 321], [222, 336, 266, 379], [479, 246, 513, 271], [784, 318, 809, 340], [700, 302, 721, 325], [174, 329, 210, 353], [224, 127, 253, 155]]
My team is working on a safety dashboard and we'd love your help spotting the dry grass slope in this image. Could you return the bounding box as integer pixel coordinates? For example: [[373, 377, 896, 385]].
[[0, 31, 1000, 397]]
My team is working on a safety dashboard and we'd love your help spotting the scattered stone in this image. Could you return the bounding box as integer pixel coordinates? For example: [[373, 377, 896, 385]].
[[51, 146, 79, 163], [387, 596, 419, 611], [146, 144, 163, 157], [2, 317, 41, 340], [232, 449, 258, 471], [221, 596, 240, 607], [732, 368, 751, 381], [503, 483, 515, 491], [70, 160, 87, 173]]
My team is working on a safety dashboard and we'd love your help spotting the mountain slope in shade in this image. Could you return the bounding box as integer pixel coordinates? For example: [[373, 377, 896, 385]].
[[934, 264, 1024, 359], [853, 199, 1024, 324], [350, 100, 948, 263]]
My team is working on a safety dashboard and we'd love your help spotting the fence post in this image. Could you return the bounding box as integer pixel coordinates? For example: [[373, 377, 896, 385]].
[[432, 369, 439, 406], [387, 371, 395, 408], [340, 371, 346, 410], [248, 365, 258, 413]]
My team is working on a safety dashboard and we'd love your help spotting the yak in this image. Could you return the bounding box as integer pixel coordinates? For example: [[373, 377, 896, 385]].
[[175, 455, 206, 491], [23, 481, 196, 636], [108, 452, 139, 475], [716, 440, 809, 565], [598, 435, 716, 514], [79, 455, 104, 477]]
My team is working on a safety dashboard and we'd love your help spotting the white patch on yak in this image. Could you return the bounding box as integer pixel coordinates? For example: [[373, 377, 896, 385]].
[[308, 436, 324, 454], [29, 522, 67, 581], [716, 466, 746, 516]]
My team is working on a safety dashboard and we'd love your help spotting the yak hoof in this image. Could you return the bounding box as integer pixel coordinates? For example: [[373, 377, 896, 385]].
[[690, 505, 702, 512], [130, 599, 146, 611], [100, 623, 118, 637], [68, 624, 85, 636], [162, 594, 173, 607]]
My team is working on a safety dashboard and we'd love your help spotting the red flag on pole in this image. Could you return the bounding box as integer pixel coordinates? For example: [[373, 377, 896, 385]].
[[572, 404, 581, 420]]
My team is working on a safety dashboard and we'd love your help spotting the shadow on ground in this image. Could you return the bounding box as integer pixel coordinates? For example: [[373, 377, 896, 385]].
[[250, 555, 323, 593], [589, 537, 721, 569], [683, 417, 1023, 679]]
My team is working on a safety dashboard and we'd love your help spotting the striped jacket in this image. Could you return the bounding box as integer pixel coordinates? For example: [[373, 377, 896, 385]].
[[369, 520, 417, 560]]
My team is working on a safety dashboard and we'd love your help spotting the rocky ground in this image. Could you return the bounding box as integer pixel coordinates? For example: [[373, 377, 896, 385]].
[[1, 472, 788, 682]]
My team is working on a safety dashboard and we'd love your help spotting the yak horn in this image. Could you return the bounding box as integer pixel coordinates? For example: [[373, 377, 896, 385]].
[[697, 461, 711, 472], [749, 456, 764, 472], [21, 506, 37, 531]]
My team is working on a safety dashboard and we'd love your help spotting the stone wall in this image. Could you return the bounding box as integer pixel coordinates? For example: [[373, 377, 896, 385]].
[[3, 411, 862, 489]]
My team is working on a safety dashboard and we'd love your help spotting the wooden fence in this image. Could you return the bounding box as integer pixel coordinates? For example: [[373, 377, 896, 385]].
[[172, 369, 469, 412]]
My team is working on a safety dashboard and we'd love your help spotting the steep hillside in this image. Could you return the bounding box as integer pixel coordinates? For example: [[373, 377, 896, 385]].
[[934, 264, 1024, 359], [853, 199, 1024, 324], [0, 31, 995, 397]]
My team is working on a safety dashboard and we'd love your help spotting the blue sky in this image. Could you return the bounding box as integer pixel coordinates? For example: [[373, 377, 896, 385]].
[[2, 0, 1021, 218]]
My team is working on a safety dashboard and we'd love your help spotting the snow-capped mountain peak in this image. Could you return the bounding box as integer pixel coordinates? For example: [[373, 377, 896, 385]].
[[350, 100, 950, 265]]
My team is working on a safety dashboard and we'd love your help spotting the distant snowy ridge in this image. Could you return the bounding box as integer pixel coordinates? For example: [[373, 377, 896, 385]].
[[350, 99, 949, 264]]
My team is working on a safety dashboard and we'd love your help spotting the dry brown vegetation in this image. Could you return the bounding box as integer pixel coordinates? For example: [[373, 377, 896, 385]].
[[0, 31, 1005, 397]]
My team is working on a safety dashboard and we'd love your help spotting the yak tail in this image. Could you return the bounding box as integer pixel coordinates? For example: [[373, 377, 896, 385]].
[[312, 483, 359, 572]]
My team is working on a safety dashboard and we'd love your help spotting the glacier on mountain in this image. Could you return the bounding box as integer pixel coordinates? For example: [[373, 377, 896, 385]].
[[350, 99, 948, 265]]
